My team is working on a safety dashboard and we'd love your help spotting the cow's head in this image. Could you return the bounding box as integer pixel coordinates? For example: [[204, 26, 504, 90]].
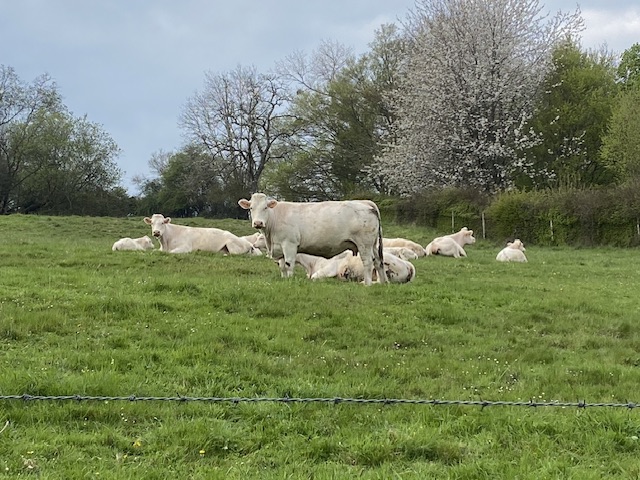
[[238, 193, 277, 230], [141, 235, 155, 250], [144, 214, 171, 238], [509, 239, 526, 251], [461, 227, 476, 245]]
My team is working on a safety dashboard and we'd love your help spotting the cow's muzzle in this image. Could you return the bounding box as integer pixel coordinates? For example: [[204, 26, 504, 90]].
[[252, 220, 264, 229]]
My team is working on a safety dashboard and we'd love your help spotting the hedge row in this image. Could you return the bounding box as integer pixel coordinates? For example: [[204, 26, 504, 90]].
[[379, 184, 640, 247]]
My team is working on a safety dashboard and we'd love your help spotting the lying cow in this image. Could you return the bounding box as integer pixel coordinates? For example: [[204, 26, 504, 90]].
[[425, 227, 476, 258], [496, 239, 528, 263], [238, 193, 386, 285], [425, 237, 467, 258], [112, 235, 155, 251], [383, 246, 419, 261], [144, 214, 262, 255], [382, 238, 426, 257], [281, 251, 352, 279], [337, 252, 416, 284], [241, 232, 268, 255]]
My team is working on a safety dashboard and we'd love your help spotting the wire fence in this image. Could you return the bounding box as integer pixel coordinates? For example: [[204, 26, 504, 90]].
[[1, 394, 639, 410]]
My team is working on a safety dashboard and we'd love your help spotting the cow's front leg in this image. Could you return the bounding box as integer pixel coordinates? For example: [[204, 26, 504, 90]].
[[168, 244, 191, 254], [279, 243, 298, 278]]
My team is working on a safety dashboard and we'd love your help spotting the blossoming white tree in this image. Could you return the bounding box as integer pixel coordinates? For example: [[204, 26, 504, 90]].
[[376, 0, 583, 194]]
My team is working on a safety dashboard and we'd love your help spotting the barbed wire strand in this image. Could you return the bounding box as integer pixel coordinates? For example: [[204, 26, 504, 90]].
[[0, 394, 637, 409]]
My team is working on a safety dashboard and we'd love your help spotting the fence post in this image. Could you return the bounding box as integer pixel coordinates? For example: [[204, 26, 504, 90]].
[[451, 210, 455, 233], [550, 218, 554, 243], [482, 212, 486, 239], [637, 218, 639, 237]]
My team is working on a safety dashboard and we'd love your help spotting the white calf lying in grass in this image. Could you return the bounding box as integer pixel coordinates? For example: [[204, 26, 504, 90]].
[[382, 238, 426, 257], [383, 246, 419, 261], [425, 227, 476, 258], [496, 239, 527, 263], [284, 251, 351, 279], [287, 251, 415, 284], [425, 237, 468, 258], [241, 232, 268, 255], [112, 235, 155, 251], [337, 252, 416, 284]]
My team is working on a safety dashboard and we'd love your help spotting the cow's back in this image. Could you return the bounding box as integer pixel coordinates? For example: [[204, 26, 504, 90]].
[[268, 201, 380, 258]]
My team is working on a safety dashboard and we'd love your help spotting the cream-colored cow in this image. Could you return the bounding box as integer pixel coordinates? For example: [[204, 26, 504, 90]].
[[241, 232, 268, 255], [337, 252, 416, 284], [496, 239, 527, 263], [238, 193, 386, 285], [382, 238, 426, 257], [112, 235, 155, 251], [383, 246, 419, 261], [144, 214, 261, 255], [425, 227, 476, 258]]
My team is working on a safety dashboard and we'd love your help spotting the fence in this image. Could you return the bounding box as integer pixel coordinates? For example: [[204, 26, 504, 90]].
[[1, 394, 639, 410]]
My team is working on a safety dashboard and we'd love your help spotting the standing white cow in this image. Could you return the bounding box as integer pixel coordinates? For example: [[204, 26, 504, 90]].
[[496, 239, 528, 263], [238, 193, 387, 285], [112, 235, 155, 251], [143, 214, 261, 255], [425, 227, 476, 258]]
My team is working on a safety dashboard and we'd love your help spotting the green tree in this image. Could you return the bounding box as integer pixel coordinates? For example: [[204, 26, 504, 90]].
[[268, 27, 404, 200], [617, 42, 640, 89], [521, 41, 618, 189], [0, 66, 61, 213], [17, 112, 124, 214], [600, 87, 640, 182], [602, 43, 640, 183], [137, 145, 247, 218]]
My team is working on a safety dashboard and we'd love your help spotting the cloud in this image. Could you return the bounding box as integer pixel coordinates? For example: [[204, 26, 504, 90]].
[[580, 7, 640, 53]]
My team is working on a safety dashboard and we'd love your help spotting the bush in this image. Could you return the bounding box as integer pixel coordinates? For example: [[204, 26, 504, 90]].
[[396, 186, 640, 246]]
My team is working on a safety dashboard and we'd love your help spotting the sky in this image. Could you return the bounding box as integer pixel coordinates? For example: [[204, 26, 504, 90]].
[[1, 1, 639, 195]]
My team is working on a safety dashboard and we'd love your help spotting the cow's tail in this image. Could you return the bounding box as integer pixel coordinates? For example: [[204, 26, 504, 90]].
[[374, 206, 387, 284]]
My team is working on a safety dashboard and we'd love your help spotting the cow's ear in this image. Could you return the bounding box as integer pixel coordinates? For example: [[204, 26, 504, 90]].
[[267, 199, 278, 208], [467, 230, 473, 236], [238, 199, 251, 209], [164, 217, 172, 224], [144, 217, 152, 224], [507, 242, 513, 247]]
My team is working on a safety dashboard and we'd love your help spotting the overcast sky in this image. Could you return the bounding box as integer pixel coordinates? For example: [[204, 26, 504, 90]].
[[1, 0, 638, 195]]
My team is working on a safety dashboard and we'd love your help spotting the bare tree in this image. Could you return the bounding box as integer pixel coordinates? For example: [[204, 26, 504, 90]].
[[180, 65, 294, 196], [376, 0, 584, 195], [132, 149, 173, 192], [277, 39, 355, 94]]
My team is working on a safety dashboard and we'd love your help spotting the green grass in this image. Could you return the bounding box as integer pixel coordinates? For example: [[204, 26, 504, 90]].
[[1, 214, 640, 478]]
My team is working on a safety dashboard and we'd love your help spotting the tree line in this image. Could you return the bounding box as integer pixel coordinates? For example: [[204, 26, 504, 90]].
[[2, 0, 640, 222]]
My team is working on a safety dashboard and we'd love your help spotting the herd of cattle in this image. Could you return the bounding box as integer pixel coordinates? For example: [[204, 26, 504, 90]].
[[112, 194, 528, 285]]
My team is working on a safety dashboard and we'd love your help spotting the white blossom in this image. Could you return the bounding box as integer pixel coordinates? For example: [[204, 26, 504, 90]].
[[375, 0, 584, 194]]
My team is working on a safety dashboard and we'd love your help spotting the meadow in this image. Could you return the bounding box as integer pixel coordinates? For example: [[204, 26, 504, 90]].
[[1, 213, 640, 479]]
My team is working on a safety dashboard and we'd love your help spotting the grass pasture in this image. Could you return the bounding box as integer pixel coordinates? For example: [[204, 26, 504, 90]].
[[1, 214, 640, 478]]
